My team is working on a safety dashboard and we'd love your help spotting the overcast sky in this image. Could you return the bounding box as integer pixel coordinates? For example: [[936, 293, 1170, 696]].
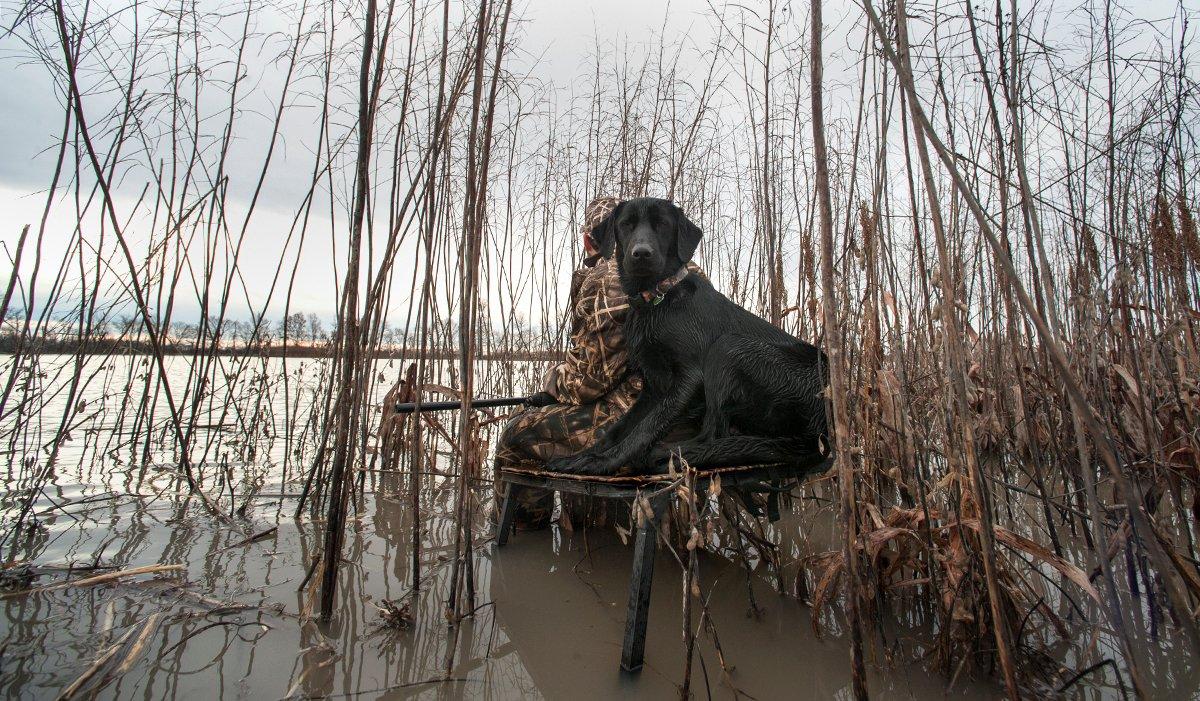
[[0, 0, 831, 324], [0, 0, 748, 194], [1, 0, 1192, 326]]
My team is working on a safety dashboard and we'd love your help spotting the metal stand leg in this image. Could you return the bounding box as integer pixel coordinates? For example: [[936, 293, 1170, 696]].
[[767, 488, 781, 523], [496, 481, 521, 546], [621, 494, 666, 672]]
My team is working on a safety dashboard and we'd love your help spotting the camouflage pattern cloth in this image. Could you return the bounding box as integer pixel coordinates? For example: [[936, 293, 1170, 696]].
[[542, 256, 638, 405], [494, 254, 705, 529], [493, 255, 640, 528]]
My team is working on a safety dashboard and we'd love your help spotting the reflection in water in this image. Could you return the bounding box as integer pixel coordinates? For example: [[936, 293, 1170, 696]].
[[1, 476, 1003, 699], [0, 355, 1191, 699]]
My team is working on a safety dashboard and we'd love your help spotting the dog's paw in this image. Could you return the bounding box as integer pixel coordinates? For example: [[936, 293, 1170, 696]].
[[548, 451, 623, 475], [546, 453, 599, 474], [626, 452, 661, 474]]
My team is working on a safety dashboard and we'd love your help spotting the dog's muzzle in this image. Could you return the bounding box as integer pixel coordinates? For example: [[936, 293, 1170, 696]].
[[624, 248, 661, 277]]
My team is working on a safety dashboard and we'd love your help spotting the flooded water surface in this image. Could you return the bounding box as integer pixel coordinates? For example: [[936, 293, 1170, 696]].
[[0, 355, 1187, 699], [1, 483, 996, 699]]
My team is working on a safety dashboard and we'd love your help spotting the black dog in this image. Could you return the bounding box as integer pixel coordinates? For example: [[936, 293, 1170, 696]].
[[546, 197, 830, 476]]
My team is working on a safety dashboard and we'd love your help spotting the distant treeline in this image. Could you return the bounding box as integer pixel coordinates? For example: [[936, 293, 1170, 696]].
[[0, 335, 563, 362], [0, 309, 561, 361]]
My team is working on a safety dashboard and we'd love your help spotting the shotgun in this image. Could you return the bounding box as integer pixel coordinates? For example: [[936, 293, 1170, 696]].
[[392, 396, 529, 414]]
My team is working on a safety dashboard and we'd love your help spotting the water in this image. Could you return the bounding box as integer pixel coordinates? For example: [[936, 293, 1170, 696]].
[[0, 353, 1164, 698], [1, 479, 1004, 699]]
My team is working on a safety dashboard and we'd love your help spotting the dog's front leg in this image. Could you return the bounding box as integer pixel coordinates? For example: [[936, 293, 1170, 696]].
[[590, 390, 658, 452], [546, 390, 660, 474], [585, 373, 701, 473]]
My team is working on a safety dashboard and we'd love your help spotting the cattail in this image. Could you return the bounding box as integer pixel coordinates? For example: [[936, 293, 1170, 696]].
[[1178, 194, 1200, 267], [858, 202, 876, 272], [1151, 194, 1184, 280]]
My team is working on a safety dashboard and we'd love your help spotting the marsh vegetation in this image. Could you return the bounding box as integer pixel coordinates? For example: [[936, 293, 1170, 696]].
[[2, 0, 1199, 697]]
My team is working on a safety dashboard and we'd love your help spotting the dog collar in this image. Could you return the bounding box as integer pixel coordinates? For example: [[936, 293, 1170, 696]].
[[639, 265, 691, 305]]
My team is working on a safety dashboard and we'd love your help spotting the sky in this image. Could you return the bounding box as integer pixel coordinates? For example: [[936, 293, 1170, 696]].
[[0, 0, 741, 325], [1, 0, 1193, 328], [0, 0, 842, 328]]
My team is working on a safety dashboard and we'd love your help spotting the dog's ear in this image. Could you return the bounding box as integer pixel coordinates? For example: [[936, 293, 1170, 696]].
[[592, 201, 623, 258], [672, 203, 703, 262]]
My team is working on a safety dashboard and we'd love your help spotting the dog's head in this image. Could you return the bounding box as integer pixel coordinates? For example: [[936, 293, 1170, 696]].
[[591, 197, 702, 288]]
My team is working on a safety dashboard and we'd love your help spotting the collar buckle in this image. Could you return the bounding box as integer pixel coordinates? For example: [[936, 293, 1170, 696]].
[[638, 265, 690, 306]]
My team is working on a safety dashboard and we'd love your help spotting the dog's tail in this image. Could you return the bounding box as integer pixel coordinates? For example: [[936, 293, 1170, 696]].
[[660, 436, 831, 473]]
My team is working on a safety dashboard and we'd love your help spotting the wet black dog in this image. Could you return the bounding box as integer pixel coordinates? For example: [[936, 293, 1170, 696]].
[[546, 197, 830, 476]]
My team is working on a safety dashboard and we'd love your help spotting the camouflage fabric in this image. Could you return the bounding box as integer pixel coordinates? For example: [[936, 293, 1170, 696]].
[[493, 384, 639, 529], [493, 255, 640, 529], [494, 254, 705, 529], [582, 196, 621, 255], [542, 256, 636, 405], [495, 376, 640, 467]]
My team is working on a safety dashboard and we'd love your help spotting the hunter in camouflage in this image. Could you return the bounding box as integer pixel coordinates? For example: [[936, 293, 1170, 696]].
[[492, 196, 628, 528], [493, 196, 703, 529], [495, 255, 642, 455]]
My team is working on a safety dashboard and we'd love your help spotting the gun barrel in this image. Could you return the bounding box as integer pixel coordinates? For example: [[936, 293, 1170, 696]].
[[392, 396, 526, 414]]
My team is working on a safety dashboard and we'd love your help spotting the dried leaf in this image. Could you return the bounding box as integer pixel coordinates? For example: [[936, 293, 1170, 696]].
[[882, 291, 898, 320], [863, 502, 886, 530], [810, 552, 845, 639], [865, 526, 919, 562], [1111, 363, 1141, 399], [1119, 405, 1148, 453], [634, 495, 653, 529], [961, 519, 1100, 602]]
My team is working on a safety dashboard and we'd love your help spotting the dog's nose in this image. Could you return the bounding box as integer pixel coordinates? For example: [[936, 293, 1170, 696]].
[[630, 244, 652, 260]]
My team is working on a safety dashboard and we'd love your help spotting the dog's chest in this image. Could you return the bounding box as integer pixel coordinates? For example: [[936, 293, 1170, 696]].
[[625, 305, 679, 372]]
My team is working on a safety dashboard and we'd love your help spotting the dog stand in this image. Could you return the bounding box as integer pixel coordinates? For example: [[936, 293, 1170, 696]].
[[496, 469, 668, 672], [494, 460, 830, 673]]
